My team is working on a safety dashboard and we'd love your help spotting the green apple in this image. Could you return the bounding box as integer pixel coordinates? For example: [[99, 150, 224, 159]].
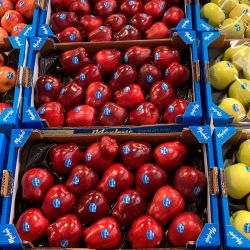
[[247, 195, 250, 211], [245, 25, 250, 37], [228, 79, 250, 107], [236, 139, 250, 165], [225, 163, 250, 199], [229, 4, 250, 24], [231, 210, 250, 240], [223, 45, 250, 70], [210, 61, 239, 90], [211, 0, 239, 15], [218, 97, 246, 123], [220, 18, 245, 38], [200, 3, 226, 27]]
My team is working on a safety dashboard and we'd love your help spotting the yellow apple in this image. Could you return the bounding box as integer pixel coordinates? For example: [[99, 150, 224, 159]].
[[220, 18, 245, 38], [210, 61, 238, 90], [236, 139, 250, 165], [229, 4, 250, 24], [231, 210, 250, 240], [228, 79, 250, 107], [212, 0, 239, 14], [200, 3, 226, 27], [218, 97, 246, 123]]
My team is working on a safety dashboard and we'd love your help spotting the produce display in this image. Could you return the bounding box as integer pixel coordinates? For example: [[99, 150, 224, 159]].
[[49, 0, 185, 42], [0, 0, 35, 40], [200, 0, 250, 38], [13, 135, 207, 248], [35, 43, 191, 127], [208, 43, 250, 123]]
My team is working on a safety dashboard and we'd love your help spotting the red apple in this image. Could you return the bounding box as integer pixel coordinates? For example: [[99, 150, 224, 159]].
[[162, 98, 189, 123], [104, 13, 127, 33], [128, 102, 160, 125], [57, 27, 83, 42], [153, 140, 188, 172], [66, 164, 99, 197], [15, 0, 35, 20], [124, 46, 152, 68], [130, 13, 154, 33], [145, 22, 170, 39], [113, 24, 141, 40], [78, 15, 103, 33], [47, 214, 83, 248], [88, 25, 112, 42], [150, 81, 175, 111], [148, 186, 185, 225], [50, 143, 83, 175], [75, 190, 109, 225], [109, 64, 137, 91], [86, 82, 112, 109], [60, 47, 90, 76], [11, 22, 26, 36], [0, 103, 11, 114], [95, 49, 121, 74], [128, 215, 163, 248], [94, 0, 118, 19], [144, 0, 166, 18], [21, 168, 54, 203], [69, 0, 91, 17], [97, 163, 134, 202], [16, 208, 49, 243], [83, 217, 122, 250], [114, 84, 145, 110], [164, 62, 190, 90], [0, 0, 13, 19], [98, 102, 127, 126], [162, 6, 184, 28], [41, 185, 76, 221], [51, 12, 78, 33], [37, 102, 65, 127], [1, 10, 24, 33], [0, 66, 17, 93], [168, 212, 203, 247], [51, 0, 75, 11], [120, 0, 143, 17], [84, 136, 119, 173], [174, 166, 206, 202], [120, 141, 152, 170]]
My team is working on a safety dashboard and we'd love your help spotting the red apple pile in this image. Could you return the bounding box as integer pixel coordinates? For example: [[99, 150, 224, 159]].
[[50, 0, 185, 42], [35, 45, 191, 127], [16, 136, 206, 248], [0, 0, 36, 39]]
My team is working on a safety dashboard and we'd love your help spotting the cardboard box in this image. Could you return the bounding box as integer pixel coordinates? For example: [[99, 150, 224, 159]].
[[0, 126, 220, 249], [213, 127, 250, 249], [22, 31, 202, 133], [37, 0, 193, 39]]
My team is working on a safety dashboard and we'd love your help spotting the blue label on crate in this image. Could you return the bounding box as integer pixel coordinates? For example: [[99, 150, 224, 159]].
[[162, 83, 168, 91], [146, 230, 155, 241], [163, 197, 171, 207], [104, 107, 111, 116], [95, 91, 102, 99], [109, 178, 116, 188], [65, 158, 72, 168], [146, 75, 153, 83], [45, 83, 52, 91], [193, 186, 201, 195], [123, 145, 130, 154], [123, 195, 131, 204], [101, 229, 109, 239], [86, 153, 92, 161], [89, 203, 97, 213], [72, 175, 80, 185], [161, 147, 168, 155], [80, 73, 86, 81], [7, 72, 14, 80], [61, 240, 69, 248], [177, 223, 185, 234], [142, 174, 150, 184], [72, 56, 79, 64], [124, 86, 130, 93], [32, 177, 40, 187], [244, 223, 250, 233], [233, 104, 239, 112], [53, 198, 61, 208], [22, 222, 30, 232]]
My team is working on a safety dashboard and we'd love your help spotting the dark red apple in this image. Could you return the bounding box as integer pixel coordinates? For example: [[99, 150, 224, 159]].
[[75, 190, 109, 225], [136, 163, 168, 200], [50, 143, 83, 175], [88, 25, 112, 42], [144, 0, 166, 18], [78, 15, 103, 33], [94, 0, 118, 19], [51, 0, 75, 11], [21, 168, 54, 203], [145, 22, 170, 39], [150, 81, 175, 111], [16, 208, 49, 243], [41, 184, 76, 221], [37, 102, 65, 127], [130, 13, 154, 33], [35, 75, 62, 105], [69, 0, 91, 17], [66, 105, 98, 127], [104, 13, 127, 33], [162, 98, 189, 124], [86, 82, 112, 109], [148, 185, 185, 225], [66, 164, 99, 197], [98, 102, 127, 126], [51, 12, 78, 33], [84, 136, 119, 173], [113, 24, 141, 40], [162, 6, 184, 28], [57, 27, 83, 42], [167, 212, 203, 247], [153, 140, 188, 172], [97, 163, 134, 202], [120, 0, 143, 17], [128, 215, 163, 248]]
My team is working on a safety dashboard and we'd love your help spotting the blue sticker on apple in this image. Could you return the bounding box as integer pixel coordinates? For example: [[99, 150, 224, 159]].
[[241, 83, 248, 90], [99, 26, 105, 30], [7, 72, 14, 80], [233, 104, 239, 112], [65, 159, 72, 168], [159, 2, 165, 9], [146, 230, 155, 241], [19, 1, 25, 7], [235, 24, 241, 31], [162, 83, 168, 91], [124, 86, 130, 93], [80, 73, 86, 81], [168, 105, 175, 113], [165, 69, 169, 76], [86, 153, 92, 161], [155, 52, 160, 60], [163, 197, 171, 207], [6, 13, 11, 20], [227, 62, 233, 67], [246, 166, 250, 172], [114, 72, 118, 80], [142, 174, 150, 184], [123, 145, 130, 154], [95, 91, 102, 99], [243, 7, 249, 13], [103, 1, 110, 7], [124, 55, 128, 62], [53, 198, 60, 208], [59, 13, 66, 20], [61, 240, 69, 248], [137, 105, 143, 111], [146, 75, 154, 83], [161, 147, 168, 155], [104, 107, 111, 116], [0, 2, 3, 7], [244, 223, 250, 233], [60, 88, 65, 95], [177, 223, 185, 234], [45, 82, 52, 91], [109, 178, 116, 188], [32, 177, 40, 187], [39, 107, 46, 115], [89, 203, 97, 213], [72, 56, 79, 64], [69, 33, 76, 41], [72, 175, 80, 185], [75, 106, 80, 113], [142, 13, 148, 18], [123, 195, 131, 204], [193, 186, 201, 195], [129, 0, 134, 6], [101, 229, 109, 239], [125, 25, 132, 30], [22, 222, 30, 232]]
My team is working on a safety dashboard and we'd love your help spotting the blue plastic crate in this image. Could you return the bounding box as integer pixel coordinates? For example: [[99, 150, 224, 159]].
[[21, 31, 202, 133], [213, 127, 250, 249], [0, 126, 220, 249], [38, 0, 192, 40], [0, 37, 27, 135]]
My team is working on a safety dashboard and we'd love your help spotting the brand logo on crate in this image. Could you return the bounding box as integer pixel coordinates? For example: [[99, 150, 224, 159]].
[[227, 231, 243, 245], [14, 130, 26, 145], [197, 127, 209, 140], [191, 104, 199, 116], [184, 32, 195, 42], [23, 26, 32, 36], [204, 33, 214, 41], [14, 36, 23, 47], [205, 226, 216, 244], [201, 23, 211, 31], [211, 107, 222, 117], [33, 37, 43, 49], [3, 228, 16, 244], [41, 25, 49, 35], [181, 19, 189, 29], [217, 128, 229, 139], [3, 109, 14, 122], [26, 109, 36, 120], [92, 128, 133, 134]]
